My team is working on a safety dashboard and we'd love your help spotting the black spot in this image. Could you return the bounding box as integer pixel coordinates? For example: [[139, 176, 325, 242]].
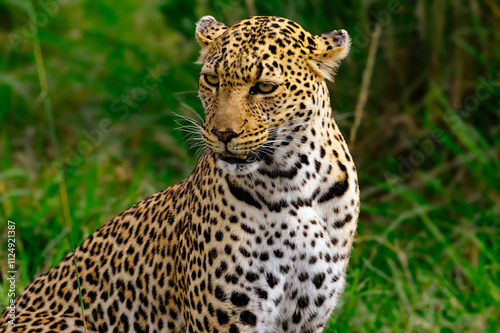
[[214, 286, 226, 301], [334, 214, 353, 228], [318, 179, 349, 203], [292, 310, 302, 324], [217, 309, 229, 325], [230, 292, 250, 307], [241, 223, 256, 234], [203, 230, 211, 243], [240, 310, 257, 326], [255, 287, 268, 299], [258, 166, 298, 180], [315, 160, 321, 173], [120, 313, 130, 331], [298, 272, 309, 281], [315, 295, 326, 306], [280, 265, 290, 274], [239, 246, 251, 258], [299, 153, 309, 165], [246, 272, 259, 282], [253, 193, 288, 213], [225, 175, 262, 209], [266, 273, 278, 288], [297, 295, 309, 308], [196, 319, 204, 331], [312, 273, 326, 289]]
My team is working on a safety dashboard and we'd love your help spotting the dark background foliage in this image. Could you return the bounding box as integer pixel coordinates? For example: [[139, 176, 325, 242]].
[[0, 0, 499, 331]]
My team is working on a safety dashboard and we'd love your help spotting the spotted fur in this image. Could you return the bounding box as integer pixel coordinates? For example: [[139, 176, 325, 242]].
[[0, 16, 359, 333]]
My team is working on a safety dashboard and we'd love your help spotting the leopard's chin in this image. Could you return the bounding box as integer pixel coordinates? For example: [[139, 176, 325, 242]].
[[217, 151, 261, 165], [215, 151, 262, 175]]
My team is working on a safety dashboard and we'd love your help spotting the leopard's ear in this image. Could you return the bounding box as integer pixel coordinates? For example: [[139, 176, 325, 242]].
[[195, 16, 228, 63], [307, 29, 351, 81]]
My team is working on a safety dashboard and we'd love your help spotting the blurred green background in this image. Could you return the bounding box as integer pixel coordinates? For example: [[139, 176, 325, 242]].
[[0, 0, 499, 331]]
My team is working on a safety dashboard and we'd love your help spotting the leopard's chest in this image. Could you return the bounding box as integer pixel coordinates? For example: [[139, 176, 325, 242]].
[[212, 206, 351, 332]]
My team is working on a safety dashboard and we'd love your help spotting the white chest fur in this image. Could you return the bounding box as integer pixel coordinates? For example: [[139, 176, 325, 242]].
[[228, 206, 352, 333]]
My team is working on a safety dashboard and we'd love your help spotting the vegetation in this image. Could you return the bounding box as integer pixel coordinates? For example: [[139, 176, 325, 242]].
[[0, 0, 499, 331]]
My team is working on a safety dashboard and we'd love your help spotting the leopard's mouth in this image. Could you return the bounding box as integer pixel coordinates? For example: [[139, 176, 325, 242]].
[[215, 151, 261, 164]]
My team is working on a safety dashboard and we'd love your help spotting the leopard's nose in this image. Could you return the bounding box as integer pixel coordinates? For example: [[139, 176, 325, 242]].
[[211, 127, 243, 143]]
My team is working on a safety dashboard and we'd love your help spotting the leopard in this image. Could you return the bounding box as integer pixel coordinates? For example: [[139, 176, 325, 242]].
[[0, 15, 359, 333]]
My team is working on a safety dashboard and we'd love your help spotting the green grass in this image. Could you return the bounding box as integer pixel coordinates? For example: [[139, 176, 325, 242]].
[[0, 0, 499, 331]]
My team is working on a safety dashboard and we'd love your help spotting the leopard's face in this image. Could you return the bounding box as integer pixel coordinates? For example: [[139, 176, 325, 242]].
[[196, 16, 350, 174]]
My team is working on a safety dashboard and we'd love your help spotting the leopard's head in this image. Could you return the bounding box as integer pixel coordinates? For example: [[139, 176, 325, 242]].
[[195, 16, 350, 171]]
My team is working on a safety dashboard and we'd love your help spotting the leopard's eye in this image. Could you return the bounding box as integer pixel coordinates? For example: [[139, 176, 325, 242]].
[[253, 82, 278, 94], [203, 74, 220, 87]]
